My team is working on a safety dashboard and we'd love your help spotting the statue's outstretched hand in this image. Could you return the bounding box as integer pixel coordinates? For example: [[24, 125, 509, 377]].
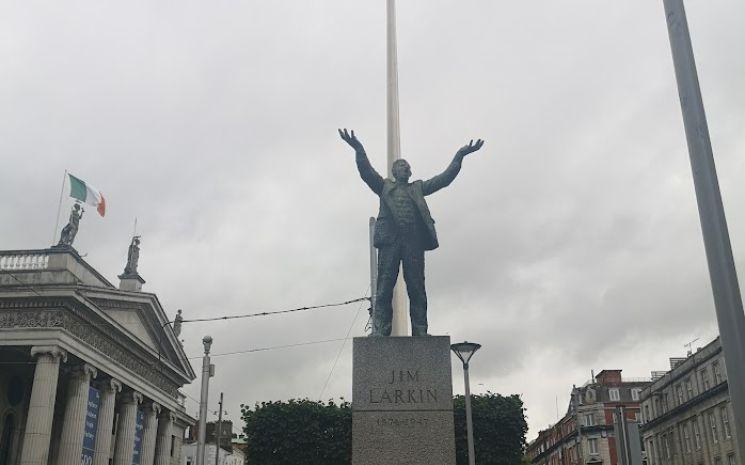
[[339, 128, 364, 152], [456, 139, 485, 158]]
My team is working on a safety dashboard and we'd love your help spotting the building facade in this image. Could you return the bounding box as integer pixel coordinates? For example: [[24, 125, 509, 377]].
[[639, 338, 741, 465], [0, 247, 195, 465], [528, 370, 650, 465]]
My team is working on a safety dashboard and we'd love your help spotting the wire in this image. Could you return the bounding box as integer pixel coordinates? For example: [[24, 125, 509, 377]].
[[318, 287, 369, 400], [168, 296, 369, 326], [186, 337, 349, 360]]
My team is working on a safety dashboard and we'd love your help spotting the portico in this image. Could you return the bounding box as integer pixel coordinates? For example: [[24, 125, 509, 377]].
[[0, 247, 195, 465]]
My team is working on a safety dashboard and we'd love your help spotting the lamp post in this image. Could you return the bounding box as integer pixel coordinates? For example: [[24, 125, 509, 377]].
[[196, 336, 213, 465], [451, 341, 481, 465]]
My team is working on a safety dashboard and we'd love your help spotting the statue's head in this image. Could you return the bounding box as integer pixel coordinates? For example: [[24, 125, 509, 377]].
[[73, 203, 81, 211], [392, 159, 411, 182]]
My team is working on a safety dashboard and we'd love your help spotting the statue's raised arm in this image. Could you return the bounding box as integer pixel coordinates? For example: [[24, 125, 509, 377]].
[[421, 138, 484, 196], [339, 128, 384, 195]]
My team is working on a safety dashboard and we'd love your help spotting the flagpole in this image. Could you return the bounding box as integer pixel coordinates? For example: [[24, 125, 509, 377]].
[[52, 170, 68, 245]]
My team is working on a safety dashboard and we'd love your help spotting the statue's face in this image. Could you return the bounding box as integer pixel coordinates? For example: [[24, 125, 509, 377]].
[[73, 204, 80, 211], [392, 159, 411, 182]]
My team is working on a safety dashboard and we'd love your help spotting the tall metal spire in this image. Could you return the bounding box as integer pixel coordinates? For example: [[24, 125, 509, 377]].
[[386, 0, 409, 336]]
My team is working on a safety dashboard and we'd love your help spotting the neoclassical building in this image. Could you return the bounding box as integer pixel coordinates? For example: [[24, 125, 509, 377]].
[[0, 246, 196, 465]]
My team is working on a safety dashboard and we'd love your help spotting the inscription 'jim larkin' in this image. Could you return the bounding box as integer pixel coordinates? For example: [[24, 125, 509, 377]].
[[369, 370, 439, 405]]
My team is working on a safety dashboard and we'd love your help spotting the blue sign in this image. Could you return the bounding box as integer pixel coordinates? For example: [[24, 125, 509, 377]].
[[81, 387, 100, 465], [132, 408, 144, 465]]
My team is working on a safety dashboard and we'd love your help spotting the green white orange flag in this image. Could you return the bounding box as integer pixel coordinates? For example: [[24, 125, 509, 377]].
[[68, 174, 106, 217]]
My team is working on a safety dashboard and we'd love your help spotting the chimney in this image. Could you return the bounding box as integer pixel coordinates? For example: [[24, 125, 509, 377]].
[[595, 370, 623, 385]]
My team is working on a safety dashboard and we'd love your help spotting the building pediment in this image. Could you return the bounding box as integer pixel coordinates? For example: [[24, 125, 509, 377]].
[[80, 289, 194, 381], [0, 248, 195, 400]]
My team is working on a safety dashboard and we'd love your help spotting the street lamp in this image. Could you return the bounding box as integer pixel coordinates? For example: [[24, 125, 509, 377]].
[[196, 336, 213, 465], [451, 341, 481, 465]]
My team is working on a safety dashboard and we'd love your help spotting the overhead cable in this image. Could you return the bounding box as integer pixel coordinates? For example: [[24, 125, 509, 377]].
[[166, 296, 370, 327]]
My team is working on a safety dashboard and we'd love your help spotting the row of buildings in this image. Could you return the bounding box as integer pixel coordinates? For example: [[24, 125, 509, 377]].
[[527, 339, 740, 465]]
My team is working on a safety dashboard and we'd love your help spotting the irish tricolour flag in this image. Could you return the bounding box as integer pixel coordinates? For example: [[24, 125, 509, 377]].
[[68, 174, 106, 217]]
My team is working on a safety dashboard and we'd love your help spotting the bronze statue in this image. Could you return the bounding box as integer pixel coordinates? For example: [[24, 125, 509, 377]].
[[58, 203, 84, 247], [123, 236, 141, 276], [339, 129, 484, 336]]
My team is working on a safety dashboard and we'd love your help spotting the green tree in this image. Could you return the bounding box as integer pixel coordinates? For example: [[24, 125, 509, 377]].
[[453, 392, 527, 465], [241, 398, 351, 465], [241, 393, 527, 465]]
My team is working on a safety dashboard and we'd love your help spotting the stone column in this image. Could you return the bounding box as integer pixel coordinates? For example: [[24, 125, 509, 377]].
[[56, 364, 98, 465], [20, 345, 67, 465], [154, 411, 175, 465], [112, 390, 143, 465], [92, 378, 122, 465], [140, 402, 161, 465]]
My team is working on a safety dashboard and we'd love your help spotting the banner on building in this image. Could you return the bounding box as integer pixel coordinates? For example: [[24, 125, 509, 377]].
[[81, 387, 100, 465], [132, 408, 145, 465]]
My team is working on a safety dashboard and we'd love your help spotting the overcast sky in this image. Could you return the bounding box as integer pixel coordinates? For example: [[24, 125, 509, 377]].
[[2, 0, 744, 441]]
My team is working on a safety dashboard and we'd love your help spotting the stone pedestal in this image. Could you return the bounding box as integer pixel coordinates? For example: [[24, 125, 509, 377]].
[[352, 336, 455, 465]]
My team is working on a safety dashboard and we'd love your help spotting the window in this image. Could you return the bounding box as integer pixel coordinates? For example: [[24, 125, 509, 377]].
[[170, 435, 175, 456], [712, 361, 723, 384], [721, 406, 731, 439], [655, 398, 662, 416], [709, 412, 719, 444], [676, 386, 684, 405], [585, 414, 595, 427], [664, 434, 671, 459], [632, 389, 641, 401], [715, 457, 722, 465], [702, 368, 711, 390], [663, 393, 670, 412], [728, 454, 736, 465], [609, 388, 620, 401], [589, 438, 599, 455], [683, 423, 692, 453], [693, 418, 702, 450], [648, 441, 656, 465], [645, 405, 651, 422], [686, 378, 694, 399]]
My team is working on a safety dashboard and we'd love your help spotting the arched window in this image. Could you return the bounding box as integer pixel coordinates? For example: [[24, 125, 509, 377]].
[[0, 413, 16, 465]]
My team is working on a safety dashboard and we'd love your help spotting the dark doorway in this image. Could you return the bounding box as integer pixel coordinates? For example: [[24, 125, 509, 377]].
[[0, 413, 16, 465]]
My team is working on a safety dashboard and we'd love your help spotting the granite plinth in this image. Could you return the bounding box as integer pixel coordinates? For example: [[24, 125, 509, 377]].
[[352, 336, 455, 465]]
